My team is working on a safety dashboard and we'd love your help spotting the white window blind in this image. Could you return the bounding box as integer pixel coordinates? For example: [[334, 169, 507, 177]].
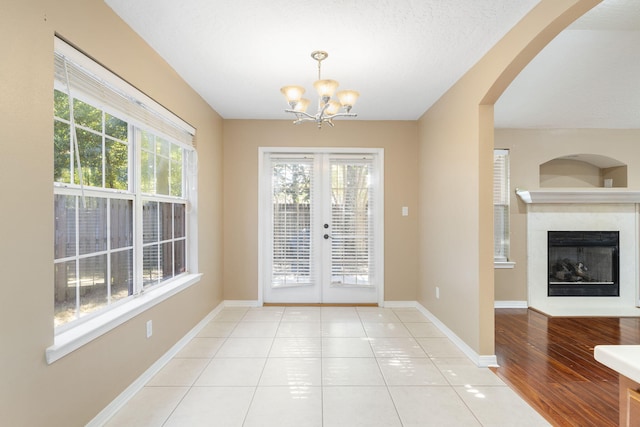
[[270, 157, 317, 287], [494, 149, 510, 262], [54, 38, 194, 147], [330, 157, 374, 286]]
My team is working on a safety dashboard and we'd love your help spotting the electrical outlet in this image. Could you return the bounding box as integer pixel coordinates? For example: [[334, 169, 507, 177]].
[[436, 286, 440, 299], [146, 320, 153, 338]]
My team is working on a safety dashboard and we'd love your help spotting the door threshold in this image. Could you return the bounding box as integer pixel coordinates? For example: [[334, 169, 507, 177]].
[[263, 302, 379, 307]]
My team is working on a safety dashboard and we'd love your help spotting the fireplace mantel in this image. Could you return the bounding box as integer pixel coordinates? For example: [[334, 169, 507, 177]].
[[516, 189, 640, 204]]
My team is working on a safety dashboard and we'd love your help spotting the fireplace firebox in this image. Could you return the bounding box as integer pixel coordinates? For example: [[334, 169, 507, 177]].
[[547, 231, 619, 297]]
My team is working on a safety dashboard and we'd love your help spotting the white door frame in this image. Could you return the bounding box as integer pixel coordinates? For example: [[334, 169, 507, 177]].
[[258, 147, 384, 306]]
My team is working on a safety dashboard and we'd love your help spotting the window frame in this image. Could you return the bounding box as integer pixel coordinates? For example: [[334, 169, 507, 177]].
[[494, 148, 514, 269], [48, 38, 200, 364]]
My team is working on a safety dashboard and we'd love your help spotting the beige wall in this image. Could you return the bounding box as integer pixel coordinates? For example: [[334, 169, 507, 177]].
[[223, 120, 419, 302], [494, 128, 640, 302], [417, 0, 601, 357], [0, 1, 223, 425]]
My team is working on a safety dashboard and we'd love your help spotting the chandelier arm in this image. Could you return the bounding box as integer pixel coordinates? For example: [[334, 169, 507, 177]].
[[325, 112, 358, 119], [284, 109, 316, 120]]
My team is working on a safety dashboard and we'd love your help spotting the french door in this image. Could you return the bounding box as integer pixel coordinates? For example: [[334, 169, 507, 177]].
[[259, 149, 383, 304]]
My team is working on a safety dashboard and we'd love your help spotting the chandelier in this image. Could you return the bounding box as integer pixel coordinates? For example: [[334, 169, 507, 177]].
[[280, 51, 359, 128]]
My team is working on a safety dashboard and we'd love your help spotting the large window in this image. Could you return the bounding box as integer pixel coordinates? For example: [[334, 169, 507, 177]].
[[53, 38, 196, 331]]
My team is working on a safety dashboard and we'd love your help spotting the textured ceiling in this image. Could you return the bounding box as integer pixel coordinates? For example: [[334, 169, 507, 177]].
[[104, 0, 639, 128]]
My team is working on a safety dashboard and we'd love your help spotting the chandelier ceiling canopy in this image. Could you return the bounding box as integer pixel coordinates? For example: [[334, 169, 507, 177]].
[[280, 51, 359, 129]]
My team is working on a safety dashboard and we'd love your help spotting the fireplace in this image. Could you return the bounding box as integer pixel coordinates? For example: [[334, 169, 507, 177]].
[[548, 231, 619, 297]]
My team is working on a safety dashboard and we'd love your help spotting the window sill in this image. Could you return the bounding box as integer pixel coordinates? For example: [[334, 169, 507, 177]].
[[46, 273, 202, 364], [494, 261, 516, 269]]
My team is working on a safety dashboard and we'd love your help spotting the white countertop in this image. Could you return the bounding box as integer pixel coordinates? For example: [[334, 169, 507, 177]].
[[594, 345, 640, 384]]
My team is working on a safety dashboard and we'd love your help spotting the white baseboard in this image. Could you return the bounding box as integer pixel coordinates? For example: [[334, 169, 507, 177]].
[[414, 303, 498, 368], [494, 300, 528, 309], [86, 302, 226, 427]]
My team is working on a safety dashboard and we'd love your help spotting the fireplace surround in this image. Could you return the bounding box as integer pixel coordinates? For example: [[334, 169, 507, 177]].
[[517, 189, 640, 316]]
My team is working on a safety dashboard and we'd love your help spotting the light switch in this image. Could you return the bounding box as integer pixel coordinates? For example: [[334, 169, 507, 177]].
[[402, 206, 409, 216]]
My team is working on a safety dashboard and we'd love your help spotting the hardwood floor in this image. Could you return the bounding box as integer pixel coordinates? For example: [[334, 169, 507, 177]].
[[492, 308, 640, 427]]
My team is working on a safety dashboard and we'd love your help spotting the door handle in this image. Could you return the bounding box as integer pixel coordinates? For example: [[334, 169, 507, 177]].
[[324, 234, 333, 240]]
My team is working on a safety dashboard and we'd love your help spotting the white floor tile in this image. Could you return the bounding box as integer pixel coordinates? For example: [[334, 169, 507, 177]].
[[259, 357, 321, 386], [377, 357, 448, 385], [146, 358, 210, 387], [357, 309, 401, 322], [363, 322, 412, 338], [455, 385, 552, 426], [322, 357, 385, 385], [389, 386, 482, 427], [281, 307, 321, 322], [175, 337, 225, 358], [276, 321, 322, 337], [392, 308, 430, 323], [214, 310, 248, 322], [320, 307, 360, 322], [433, 357, 506, 386], [322, 337, 374, 357], [105, 386, 188, 427], [229, 321, 279, 338], [242, 307, 285, 322], [269, 337, 321, 357], [216, 337, 273, 358], [404, 322, 446, 337], [105, 305, 550, 427], [196, 321, 238, 337], [244, 386, 322, 427], [417, 337, 467, 358], [194, 358, 266, 386], [323, 386, 402, 427], [321, 322, 366, 337], [369, 337, 427, 358], [163, 386, 254, 427]]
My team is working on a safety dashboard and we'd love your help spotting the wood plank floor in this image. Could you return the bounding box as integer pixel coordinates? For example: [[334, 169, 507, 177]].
[[492, 308, 640, 427]]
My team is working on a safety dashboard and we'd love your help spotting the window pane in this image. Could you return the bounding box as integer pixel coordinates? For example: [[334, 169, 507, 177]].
[[76, 128, 103, 187], [159, 202, 173, 241], [174, 239, 186, 275], [54, 260, 76, 327], [143, 201, 158, 244], [141, 149, 154, 193], [111, 249, 133, 302], [170, 158, 182, 197], [79, 255, 107, 318], [54, 120, 71, 183], [54, 89, 70, 120], [157, 156, 170, 195], [54, 194, 76, 259], [105, 113, 127, 141], [105, 138, 128, 190], [141, 130, 154, 151], [73, 98, 102, 132], [78, 197, 107, 255], [174, 203, 185, 238], [143, 244, 159, 287], [110, 199, 133, 249], [156, 137, 170, 157], [161, 241, 173, 281]]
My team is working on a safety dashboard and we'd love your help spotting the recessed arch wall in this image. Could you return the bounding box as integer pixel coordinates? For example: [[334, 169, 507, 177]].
[[417, 0, 602, 362]]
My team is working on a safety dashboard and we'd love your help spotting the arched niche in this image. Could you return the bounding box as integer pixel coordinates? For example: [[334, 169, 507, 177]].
[[540, 154, 627, 188]]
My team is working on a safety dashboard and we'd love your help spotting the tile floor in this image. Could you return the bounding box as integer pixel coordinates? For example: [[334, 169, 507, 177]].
[[105, 306, 550, 426]]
